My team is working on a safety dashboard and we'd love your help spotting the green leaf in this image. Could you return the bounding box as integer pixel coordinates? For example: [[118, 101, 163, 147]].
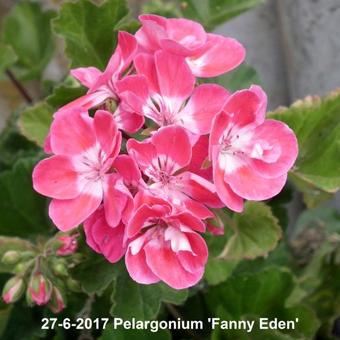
[[0, 111, 39, 170], [0, 305, 12, 338], [111, 270, 188, 319], [179, 0, 265, 30], [46, 80, 86, 108], [0, 157, 52, 238], [72, 253, 118, 295], [0, 237, 34, 273], [206, 267, 320, 339], [53, 0, 130, 69], [269, 90, 340, 207], [203, 63, 262, 92], [204, 228, 239, 285], [0, 44, 17, 74], [219, 202, 282, 260], [99, 326, 171, 340], [18, 102, 53, 147], [205, 257, 238, 285], [2, 1, 55, 80]]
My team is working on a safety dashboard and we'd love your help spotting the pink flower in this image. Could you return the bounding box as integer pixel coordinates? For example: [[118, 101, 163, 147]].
[[28, 273, 53, 306], [56, 233, 79, 256], [127, 125, 221, 219], [135, 14, 245, 77], [64, 32, 144, 133], [33, 109, 134, 231], [117, 50, 229, 137], [209, 85, 298, 212], [84, 206, 126, 263], [126, 197, 208, 289]]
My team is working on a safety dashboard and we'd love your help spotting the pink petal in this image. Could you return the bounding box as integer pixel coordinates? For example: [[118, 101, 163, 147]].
[[134, 53, 160, 94], [114, 154, 141, 187], [183, 199, 214, 220], [144, 244, 203, 289], [250, 85, 267, 123], [188, 135, 212, 181], [160, 18, 206, 56], [209, 111, 232, 159], [171, 211, 205, 233], [71, 67, 102, 88], [186, 33, 245, 77], [92, 219, 126, 263], [49, 181, 102, 231], [127, 139, 157, 176], [127, 204, 166, 238], [126, 248, 160, 284], [222, 89, 263, 128], [83, 209, 101, 253], [116, 75, 150, 115], [225, 164, 288, 201], [100, 31, 137, 82], [251, 120, 298, 178], [179, 84, 229, 134], [152, 126, 192, 174], [213, 153, 244, 212], [103, 175, 130, 228], [60, 91, 110, 111], [155, 50, 195, 106], [44, 133, 52, 154], [115, 107, 145, 133], [50, 110, 96, 156], [179, 171, 223, 208], [33, 155, 82, 200], [178, 232, 208, 273], [93, 110, 120, 157], [136, 14, 167, 53]]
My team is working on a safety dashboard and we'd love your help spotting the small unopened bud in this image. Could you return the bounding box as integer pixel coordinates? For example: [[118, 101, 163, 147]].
[[49, 287, 66, 314], [52, 259, 68, 277], [13, 260, 31, 275], [2, 276, 25, 304], [2, 250, 21, 265], [66, 278, 82, 293], [55, 234, 78, 256], [21, 251, 36, 260], [27, 273, 53, 306]]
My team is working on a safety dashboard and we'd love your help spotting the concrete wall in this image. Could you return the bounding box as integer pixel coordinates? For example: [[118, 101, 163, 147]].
[[216, 0, 340, 109]]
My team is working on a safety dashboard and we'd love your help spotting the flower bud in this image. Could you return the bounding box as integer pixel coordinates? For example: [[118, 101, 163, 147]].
[[55, 234, 78, 256], [13, 260, 32, 275], [2, 276, 25, 304], [27, 273, 53, 306], [66, 278, 82, 293], [1, 250, 21, 265], [48, 287, 66, 314], [51, 259, 68, 277]]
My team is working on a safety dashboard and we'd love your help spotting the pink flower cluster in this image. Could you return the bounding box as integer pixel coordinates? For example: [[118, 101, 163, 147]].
[[33, 15, 298, 289]]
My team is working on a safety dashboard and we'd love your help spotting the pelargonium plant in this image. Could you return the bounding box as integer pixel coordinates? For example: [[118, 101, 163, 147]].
[[32, 14, 298, 290], [1, 1, 340, 339]]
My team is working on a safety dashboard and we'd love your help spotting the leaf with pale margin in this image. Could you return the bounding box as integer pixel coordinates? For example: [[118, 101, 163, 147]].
[[18, 102, 53, 147], [219, 202, 282, 260], [269, 90, 340, 207]]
